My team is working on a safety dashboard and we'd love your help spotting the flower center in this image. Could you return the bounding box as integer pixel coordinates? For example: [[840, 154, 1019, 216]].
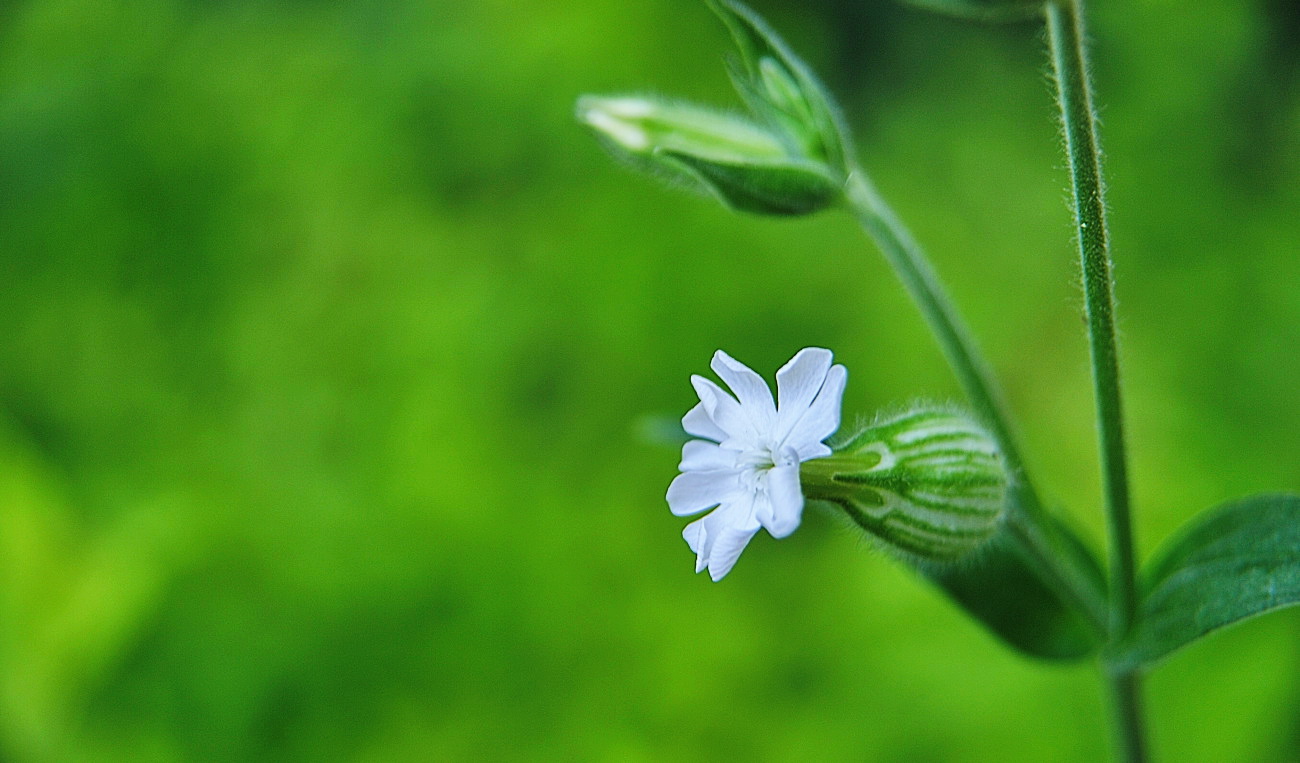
[[737, 443, 801, 491]]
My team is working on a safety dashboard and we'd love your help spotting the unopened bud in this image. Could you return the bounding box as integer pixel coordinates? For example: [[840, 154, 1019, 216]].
[[576, 95, 842, 216], [802, 407, 1008, 562], [710, 0, 853, 172]]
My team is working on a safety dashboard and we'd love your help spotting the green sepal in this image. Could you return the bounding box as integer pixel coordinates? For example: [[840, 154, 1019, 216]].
[[663, 151, 843, 216], [804, 408, 1008, 562], [707, 0, 853, 172], [897, 0, 1045, 22], [576, 95, 842, 216], [1107, 494, 1300, 670]]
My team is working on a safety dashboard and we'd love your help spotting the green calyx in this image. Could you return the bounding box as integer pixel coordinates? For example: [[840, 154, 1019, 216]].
[[710, 0, 853, 172], [576, 0, 856, 217], [576, 95, 843, 216], [802, 407, 1009, 562]]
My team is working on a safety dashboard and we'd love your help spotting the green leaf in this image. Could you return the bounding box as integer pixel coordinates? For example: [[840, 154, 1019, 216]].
[[1108, 494, 1300, 669], [923, 511, 1105, 660]]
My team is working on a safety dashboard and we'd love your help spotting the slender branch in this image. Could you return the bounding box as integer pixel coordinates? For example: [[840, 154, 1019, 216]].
[[845, 174, 1025, 480], [844, 173, 1107, 635], [1046, 1, 1146, 760]]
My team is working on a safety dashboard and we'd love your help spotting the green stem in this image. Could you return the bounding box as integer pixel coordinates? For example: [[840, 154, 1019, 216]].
[[1109, 671, 1149, 763], [845, 175, 1024, 480], [844, 174, 1107, 635], [1046, 1, 1146, 760], [1046, 0, 1137, 641]]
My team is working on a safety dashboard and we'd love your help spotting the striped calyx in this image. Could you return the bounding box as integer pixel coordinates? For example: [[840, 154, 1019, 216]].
[[800, 408, 1008, 562]]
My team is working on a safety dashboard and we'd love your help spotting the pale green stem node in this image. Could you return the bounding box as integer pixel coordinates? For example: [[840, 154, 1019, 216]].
[[802, 407, 1008, 562]]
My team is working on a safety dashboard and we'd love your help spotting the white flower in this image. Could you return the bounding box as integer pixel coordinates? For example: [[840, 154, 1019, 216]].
[[666, 348, 847, 580]]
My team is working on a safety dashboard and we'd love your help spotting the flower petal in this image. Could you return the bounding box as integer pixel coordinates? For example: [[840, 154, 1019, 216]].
[[799, 441, 832, 461], [704, 523, 760, 581], [710, 350, 776, 430], [762, 464, 804, 538], [682, 401, 727, 442], [682, 500, 761, 581], [666, 468, 743, 517], [774, 347, 833, 439], [679, 440, 741, 471], [691, 375, 759, 446], [786, 363, 847, 457]]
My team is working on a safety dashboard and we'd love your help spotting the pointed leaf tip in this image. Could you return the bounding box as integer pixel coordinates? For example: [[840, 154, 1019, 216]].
[[1109, 493, 1300, 669]]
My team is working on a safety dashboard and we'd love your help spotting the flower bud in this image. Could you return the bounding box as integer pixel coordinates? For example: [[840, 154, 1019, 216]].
[[710, 0, 853, 172], [576, 95, 843, 216], [801, 407, 1008, 562]]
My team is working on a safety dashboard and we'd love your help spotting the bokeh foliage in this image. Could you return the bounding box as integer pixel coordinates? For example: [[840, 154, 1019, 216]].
[[1, 0, 1298, 759]]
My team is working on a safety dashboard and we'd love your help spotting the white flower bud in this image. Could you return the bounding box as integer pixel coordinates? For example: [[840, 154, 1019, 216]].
[[710, 0, 853, 172], [576, 95, 843, 216], [577, 96, 786, 161]]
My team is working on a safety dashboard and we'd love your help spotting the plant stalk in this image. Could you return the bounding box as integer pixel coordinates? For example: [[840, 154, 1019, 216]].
[[845, 174, 1023, 481], [844, 174, 1107, 635], [1046, 0, 1146, 760]]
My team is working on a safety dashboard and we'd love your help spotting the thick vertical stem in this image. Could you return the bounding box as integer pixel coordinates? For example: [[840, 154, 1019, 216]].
[[1046, 0, 1136, 639], [1045, 1, 1146, 760], [1109, 672, 1149, 763]]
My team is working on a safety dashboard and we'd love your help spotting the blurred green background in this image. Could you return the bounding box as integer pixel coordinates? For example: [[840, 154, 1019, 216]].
[[2, 0, 1298, 759]]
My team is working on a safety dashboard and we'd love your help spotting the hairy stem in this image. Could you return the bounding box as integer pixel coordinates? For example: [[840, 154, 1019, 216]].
[[844, 173, 1107, 635], [1046, 0, 1146, 760], [845, 175, 1023, 477]]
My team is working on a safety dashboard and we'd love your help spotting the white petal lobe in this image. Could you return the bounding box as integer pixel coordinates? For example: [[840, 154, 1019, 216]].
[[763, 464, 804, 538], [691, 376, 757, 444], [710, 351, 776, 429], [775, 348, 833, 438], [705, 524, 760, 581], [666, 469, 742, 517], [787, 364, 847, 454], [680, 440, 740, 471], [682, 401, 727, 442], [682, 502, 760, 580]]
